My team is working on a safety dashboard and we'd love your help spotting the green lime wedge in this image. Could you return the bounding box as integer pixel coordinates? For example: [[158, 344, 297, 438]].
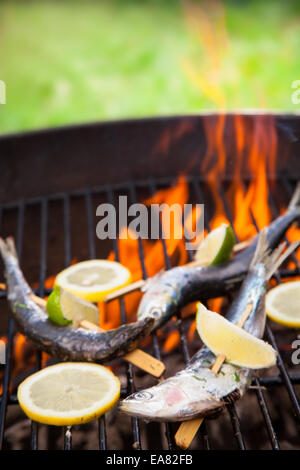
[[46, 286, 99, 327], [194, 223, 236, 266]]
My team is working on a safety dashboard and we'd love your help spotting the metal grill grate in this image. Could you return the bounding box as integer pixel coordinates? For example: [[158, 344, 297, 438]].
[[0, 176, 300, 450]]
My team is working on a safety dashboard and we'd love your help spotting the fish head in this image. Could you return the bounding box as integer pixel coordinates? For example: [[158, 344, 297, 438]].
[[119, 373, 224, 421]]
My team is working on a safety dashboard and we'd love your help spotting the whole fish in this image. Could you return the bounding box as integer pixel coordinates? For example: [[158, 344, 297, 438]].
[[137, 183, 300, 330], [120, 232, 299, 421], [0, 237, 154, 362]]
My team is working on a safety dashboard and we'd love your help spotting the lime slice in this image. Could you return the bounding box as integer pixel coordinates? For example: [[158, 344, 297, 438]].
[[46, 286, 99, 327], [196, 303, 276, 369], [17, 362, 120, 426], [194, 224, 235, 266], [266, 281, 300, 327], [54, 259, 132, 302]]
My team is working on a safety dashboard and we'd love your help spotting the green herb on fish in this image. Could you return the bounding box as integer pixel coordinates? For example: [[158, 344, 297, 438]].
[[193, 376, 206, 382], [13, 302, 29, 313], [234, 372, 240, 383]]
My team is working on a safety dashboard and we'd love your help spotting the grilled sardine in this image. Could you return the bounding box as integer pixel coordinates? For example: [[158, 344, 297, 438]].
[[120, 232, 299, 421]]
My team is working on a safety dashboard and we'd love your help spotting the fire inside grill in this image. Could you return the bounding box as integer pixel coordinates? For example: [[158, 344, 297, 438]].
[[0, 114, 300, 450]]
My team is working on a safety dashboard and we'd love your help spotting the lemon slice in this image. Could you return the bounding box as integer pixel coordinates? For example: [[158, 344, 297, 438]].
[[194, 224, 235, 266], [17, 362, 120, 426], [46, 286, 99, 327], [196, 304, 276, 369], [55, 260, 132, 302], [266, 281, 300, 327]]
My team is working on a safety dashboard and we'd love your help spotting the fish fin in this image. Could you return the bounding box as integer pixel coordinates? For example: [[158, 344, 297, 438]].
[[250, 229, 300, 279], [6, 237, 18, 257], [0, 237, 17, 259], [249, 229, 270, 270], [0, 238, 6, 255], [288, 181, 300, 213], [266, 240, 300, 280]]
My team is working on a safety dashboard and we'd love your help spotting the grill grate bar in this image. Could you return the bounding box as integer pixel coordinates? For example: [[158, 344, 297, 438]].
[[252, 376, 280, 450], [227, 404, 246, 450], [128, 182, 176, 450], [0, 201, 25, 449], [107, 188, 140, 450], [85, 190, 96, 260], [30, 197, 48, 449], [60, 195, 74, 450], [64, 426, 72, 450], [98, 415, 107, 450], [62, 194, 74, 450], [85, 189, 108, 450], [0, 319, 13, 449], [63, 194, 72, 267]]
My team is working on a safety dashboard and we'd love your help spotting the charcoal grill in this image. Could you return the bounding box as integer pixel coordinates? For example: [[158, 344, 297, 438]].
[[0, 114, 300, 450]]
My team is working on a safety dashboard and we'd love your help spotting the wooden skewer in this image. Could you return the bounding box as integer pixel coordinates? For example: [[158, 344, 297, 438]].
[[233, 239, 252, 253], [80, 320, 165, 377], [79, 319, 105, 332], [29, 293, 165, 378], [29, 293, 47, 309], [123, 348, 165, 377], [175, 302, 253, 450], [104, 279, 146, 302]]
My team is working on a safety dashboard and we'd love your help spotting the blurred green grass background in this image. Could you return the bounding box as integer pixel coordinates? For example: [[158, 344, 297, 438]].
[[0, 0, 299, 134]]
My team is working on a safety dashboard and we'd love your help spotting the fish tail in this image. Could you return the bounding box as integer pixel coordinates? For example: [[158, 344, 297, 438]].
[[250, 229, 300, 280], [0, 237, 18, 260]]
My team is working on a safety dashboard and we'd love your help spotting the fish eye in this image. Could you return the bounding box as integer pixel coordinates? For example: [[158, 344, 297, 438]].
[[150, 307, 161, 318], [133, 392, 153, 401]]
